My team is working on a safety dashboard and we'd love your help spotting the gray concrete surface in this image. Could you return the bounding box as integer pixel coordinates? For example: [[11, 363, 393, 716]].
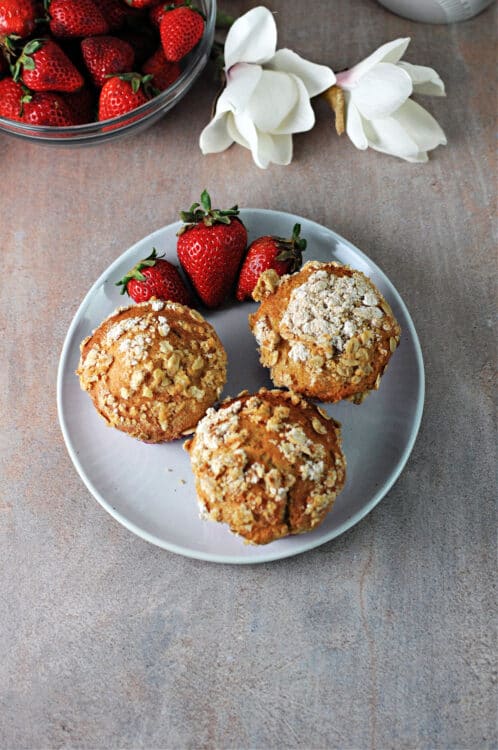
[[0, 1, 496, 747]]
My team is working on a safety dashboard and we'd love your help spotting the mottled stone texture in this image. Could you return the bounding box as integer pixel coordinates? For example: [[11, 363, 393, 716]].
[[0, 1, 496, 748]]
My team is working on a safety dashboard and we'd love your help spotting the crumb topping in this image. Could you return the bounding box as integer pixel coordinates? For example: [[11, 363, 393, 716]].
[[252, 269, 281, 301], [186, 389, 346, 542], [281, 268, 384, 354], [77, 301, 227, 440], [249, 261, 401, 403]]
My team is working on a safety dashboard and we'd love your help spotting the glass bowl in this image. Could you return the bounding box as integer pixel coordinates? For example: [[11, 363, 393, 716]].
[[0, 0, 216, 146]]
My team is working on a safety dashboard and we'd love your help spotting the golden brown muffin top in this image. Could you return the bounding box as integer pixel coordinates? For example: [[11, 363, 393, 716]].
[[185, 388, 346, 544], [77, 299, 227, 442], [250, 261, 401, 403]]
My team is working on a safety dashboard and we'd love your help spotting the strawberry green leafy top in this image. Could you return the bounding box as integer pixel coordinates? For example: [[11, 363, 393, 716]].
[[178, 189, 239, 233]]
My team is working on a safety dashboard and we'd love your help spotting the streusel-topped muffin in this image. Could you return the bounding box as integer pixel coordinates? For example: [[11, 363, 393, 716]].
[[185, 388, 346, 544], [249, 261, 401, 403], [77, 299, 227, 442]]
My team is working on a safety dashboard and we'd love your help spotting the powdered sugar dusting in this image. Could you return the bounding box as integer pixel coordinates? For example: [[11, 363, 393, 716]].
[[281, 269, 386, 352], [288, 343, 310, 362]]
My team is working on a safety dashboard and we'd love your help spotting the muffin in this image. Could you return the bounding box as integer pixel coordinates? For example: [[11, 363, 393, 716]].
[[185, 388, 346, 544], [249, 260, 401, 403], [76, 299, 227, 442]]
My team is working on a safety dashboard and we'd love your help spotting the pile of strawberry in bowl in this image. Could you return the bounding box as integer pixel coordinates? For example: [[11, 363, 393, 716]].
[[0, 0, 216, 144]]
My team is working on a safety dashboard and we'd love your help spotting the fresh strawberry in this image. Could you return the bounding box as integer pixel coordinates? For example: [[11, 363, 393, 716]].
[[116, 248, 191, 305], [236, 224, 306, 302], [0, 75, 29, 119], [159, 5, 204, 62], [142, 46, 179, 91], [81, 35, 134, 87], [23, 90, 76, 125], [0, 0, 36, 40], [94, 0, 128, 31], [177, 190, 248, 308], [48, 0, 109, 38], [98, 71, 152, 120], [13, 38, 84, 92]]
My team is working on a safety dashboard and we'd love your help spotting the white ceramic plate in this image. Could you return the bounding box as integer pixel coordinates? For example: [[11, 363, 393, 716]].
[[57, 209, 424, 564]]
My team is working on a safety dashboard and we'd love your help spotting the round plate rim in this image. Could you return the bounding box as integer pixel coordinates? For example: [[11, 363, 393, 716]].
[[57, 208, 425, 565]]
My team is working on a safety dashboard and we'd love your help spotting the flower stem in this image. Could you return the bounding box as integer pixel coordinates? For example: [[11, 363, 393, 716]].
[[322, 85, 345, 136]]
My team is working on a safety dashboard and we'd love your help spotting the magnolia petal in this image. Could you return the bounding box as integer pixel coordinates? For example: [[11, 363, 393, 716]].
[[352, 62, 412, 119], [224, 6, 277, 71], [345, 100, 368, 150], [403, 151, 429, 164], [227, 111, 253, 150], [200, 64, 262, 153], [270, 74, 316, 134], [398, 62, 446, 96], [228, 112, 292, 168], [338, 38, 411, 88], [217, 63, 263, 114], [392, 99, 447, 151], [246, 70, 298, 132], [250, 73, 315, 135], [362, 115, 420, 160], [199, 112, 234, 154], [253, 131, 293, 168], [267, 133, 293, 164], [266, 48, 335, 97]]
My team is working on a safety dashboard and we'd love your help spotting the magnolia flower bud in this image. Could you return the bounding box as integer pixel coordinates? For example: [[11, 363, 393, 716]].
[[332, 38, 447, 163], [199, 6, 335, 169]]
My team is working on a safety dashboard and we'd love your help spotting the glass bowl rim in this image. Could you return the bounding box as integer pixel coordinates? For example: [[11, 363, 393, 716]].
[[0, 0, 217, 137]]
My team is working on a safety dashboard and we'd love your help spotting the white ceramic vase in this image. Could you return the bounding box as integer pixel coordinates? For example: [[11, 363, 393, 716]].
[[377, 0, 495, 23]]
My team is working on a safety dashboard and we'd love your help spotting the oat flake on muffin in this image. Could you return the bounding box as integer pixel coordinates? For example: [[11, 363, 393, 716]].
[[185, 388, 346, 544], [249, 261, 401, 403], [77, 299, 227, 442]]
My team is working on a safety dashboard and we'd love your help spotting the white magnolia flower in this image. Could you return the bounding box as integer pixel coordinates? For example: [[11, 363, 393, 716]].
[[199, 6, 335, 169], [335, 38, 446, 163]]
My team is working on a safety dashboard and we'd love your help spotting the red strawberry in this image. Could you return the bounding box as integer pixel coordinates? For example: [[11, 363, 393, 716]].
[[48, 0, 109, 38], [0, 0, 36, 40], [98, 71, 152, 120], [0, 75, 29, 120], [94, 0, 128, 31], [236, 224, 306, 302], [13, 38, 84, 92], [160, 5, 204, 62], [177, 190, 248, 308], [116, 248, 191, 305], [142, 47, 179, 91], [23, 90, 76, 125], [81, 35, 134, 87]]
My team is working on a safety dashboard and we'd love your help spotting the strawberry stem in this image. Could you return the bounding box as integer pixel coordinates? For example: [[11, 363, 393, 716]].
[[0, 35, 21, 62], [115, 248, 164, 295], [163, 1, 206, 20], [11, 38, 43, 81], [274, 224, 307, 272], [105, 72, 154, 97], [201, 189, 211, 212], [178, 189, 240, 233]]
